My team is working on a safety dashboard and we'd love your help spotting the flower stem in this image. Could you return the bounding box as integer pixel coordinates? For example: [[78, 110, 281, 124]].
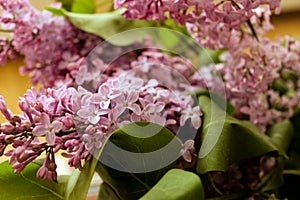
[[229, 0, 259, 41]]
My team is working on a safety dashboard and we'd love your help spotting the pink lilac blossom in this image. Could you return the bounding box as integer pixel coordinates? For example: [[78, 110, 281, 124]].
[[194, 36, 300, 132], [0, 48, 203, 180], [0, 0, 101, 88], [115, 0, 281, 49]]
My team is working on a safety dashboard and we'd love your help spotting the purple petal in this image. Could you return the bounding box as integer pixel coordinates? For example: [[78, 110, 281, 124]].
[[127, 91, 139, 102], [46, 131, 56, 145], [40, 113, 50, 126], [98, 84, 110, 96], [154, 102, 165, 112], [88, 115, 100, 125], [52, 121, 63, 132], [191, 115, 201, 129], [180, 114, 188, 126], [128, 103, 141, 115], [100, 100, 110, 109], [77, 108, 89, 119], [33, 126, 48, 136]]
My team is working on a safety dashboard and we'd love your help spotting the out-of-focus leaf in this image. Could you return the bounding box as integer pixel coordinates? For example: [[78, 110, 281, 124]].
[[96, 122, 181, 200], [71, 0, 95, 13], [56, 0, 74, 11], [139, 169, 204, 200], [197, 96, 278, 174], [268, 119, 294, 158], [45, 8, 156, 46], [0, 161, 67, 200], [195, 89, 235, 115], [197, 48, 223, 66]]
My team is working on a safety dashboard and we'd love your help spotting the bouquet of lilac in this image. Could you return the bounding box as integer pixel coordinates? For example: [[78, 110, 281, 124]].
[[0, 0, 300, 199]]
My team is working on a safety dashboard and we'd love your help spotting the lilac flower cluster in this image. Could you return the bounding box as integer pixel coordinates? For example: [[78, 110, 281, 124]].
[[0, 0, 101, 88], [197, 36, 300, 132], [115, 0, 281, 49], [0, 47, 202, 180]]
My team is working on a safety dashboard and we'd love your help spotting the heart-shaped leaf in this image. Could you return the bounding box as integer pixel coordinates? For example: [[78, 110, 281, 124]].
[[139, 169, 204, 200], [96, 122, 182, 200], [0, 161, 66, 200], [197, 96, 278, 174]]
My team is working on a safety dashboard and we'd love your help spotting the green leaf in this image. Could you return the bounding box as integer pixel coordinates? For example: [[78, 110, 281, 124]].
[[45, 8, 155, 46], [71, 0, 95, 13], [96, 122, 182, 200], [45, 6, 67, 17], [98, 183, 120, 200], [195, 89, 235, 115], [268, 119, 294, 158], [139, 169, 204, 200], [64, 157, 99, 200], [197, 96, 278, 174], [56, 0, 74, 11], [197, 48, 223, 66], [0, 161, 66, 200]]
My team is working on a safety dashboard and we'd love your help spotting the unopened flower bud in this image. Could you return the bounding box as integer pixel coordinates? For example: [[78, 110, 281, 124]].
[[31, 145, 41, 152], [11, 115, 21, 124], [34, 115, 40, 123], [35, 102, 44, 112], [49, 162, 57, 171], [18, 152, 30, 163], [21, 121, 31, 131], [5, 135, 14, 144], [36, 166, 48, 180], [0, 122, 15, 134]]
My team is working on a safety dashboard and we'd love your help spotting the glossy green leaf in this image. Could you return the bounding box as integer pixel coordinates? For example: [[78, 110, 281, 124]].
[[197, 96, 278, 174], [64, 157, 99, 200], [71, 0, 95, 13], [98, 183, 120, 200], [96, 122, 182, 200], [45, 8, 155, 46], [195, 89, 235, 115], [139, 169, 204, 200], [0, 161, 66, 200], [268, 119, 294, 158]]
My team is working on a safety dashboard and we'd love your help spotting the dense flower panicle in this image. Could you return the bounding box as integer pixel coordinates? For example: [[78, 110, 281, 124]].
[[0, 47, 203, 180], [115, 0, 281, 49], [0, 0, 101, 88], [199, 36, 300, 132], [0, 37, 18, 65]]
